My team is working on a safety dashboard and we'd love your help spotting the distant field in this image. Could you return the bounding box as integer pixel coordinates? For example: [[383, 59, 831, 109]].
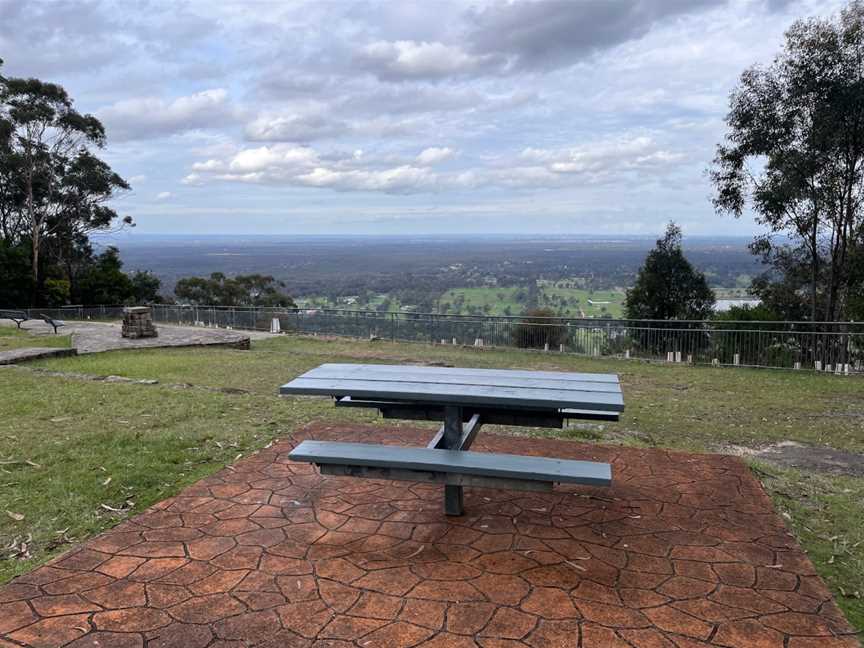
[[537, 281, 626, 318], [439, 286, 525, 316], [298, 282, 629, 318]]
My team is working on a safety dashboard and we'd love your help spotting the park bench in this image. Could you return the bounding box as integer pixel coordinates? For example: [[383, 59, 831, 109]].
[[281, 363, 623, 515], [39, 314, 66, 334], [0, 310, 28, 329]]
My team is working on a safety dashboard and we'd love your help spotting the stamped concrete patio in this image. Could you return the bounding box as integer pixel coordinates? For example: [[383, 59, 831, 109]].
[[0, 424, 857, 648]]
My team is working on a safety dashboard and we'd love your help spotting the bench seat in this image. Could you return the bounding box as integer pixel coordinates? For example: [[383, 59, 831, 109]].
[[0, 310, 28, 329], [289, 440, 611, 488]]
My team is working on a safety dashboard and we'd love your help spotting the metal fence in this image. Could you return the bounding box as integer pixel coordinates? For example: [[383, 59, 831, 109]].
[[22, 304, 864, 374]]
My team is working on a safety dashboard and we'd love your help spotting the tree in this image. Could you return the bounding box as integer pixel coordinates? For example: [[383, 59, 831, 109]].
[[0, 59, 131, 304], [512, 307, 568, 349], [174, 273, 295, 307], [624, 223, 715, 320], [75, 247, 131, 305], [130, 270, 163, 304], [711, 2, 864, 321]]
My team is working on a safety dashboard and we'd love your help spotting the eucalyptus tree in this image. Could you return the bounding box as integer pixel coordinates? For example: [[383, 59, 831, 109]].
[[711, 2, 864, 321], [0, 59, 131, 303]]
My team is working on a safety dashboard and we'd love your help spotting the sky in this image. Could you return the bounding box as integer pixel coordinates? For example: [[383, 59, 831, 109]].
[[0, 0, 849, 236]]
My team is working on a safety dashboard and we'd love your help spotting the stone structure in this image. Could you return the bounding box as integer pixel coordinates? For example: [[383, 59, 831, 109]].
[[121, 306, 158, 339]]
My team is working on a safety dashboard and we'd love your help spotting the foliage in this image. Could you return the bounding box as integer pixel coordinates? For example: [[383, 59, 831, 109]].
[[175, 272, 295, 307], [0, 239, 31, 306], [624, 223, 715, 321], [711, 2, 864, 321], [511, 307, 568, 349], [0, 59, 139, 307], [712, 303, 781, 323]]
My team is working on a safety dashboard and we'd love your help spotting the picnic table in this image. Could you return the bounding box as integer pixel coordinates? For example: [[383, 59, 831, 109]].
[[280, 363, 624, 515]]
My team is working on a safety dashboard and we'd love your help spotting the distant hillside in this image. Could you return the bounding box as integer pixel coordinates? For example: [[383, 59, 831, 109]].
[[99, 234, 761, 300]]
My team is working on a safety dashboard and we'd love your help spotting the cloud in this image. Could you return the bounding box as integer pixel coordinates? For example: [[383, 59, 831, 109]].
[[5, 0, 848, 235], [465, 0, 728, 72], [355, 40, 501, 81], [155, 191, 173, 200], [514, 136, 687, 185], [245, 113, 348, 142], [98, 89, 233, 141], [416, 147, 456, 165], [183, 134, 686, 195]]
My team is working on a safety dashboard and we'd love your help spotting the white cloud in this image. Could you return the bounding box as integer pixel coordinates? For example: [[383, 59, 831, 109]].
[[155, 191, 173, 200], [183, 133, 687, 195], [356, 40, 498, 81], [98, 89, 233, 141], [518, 136, 686, 179], [416, 147, 456, 166], [245, 113, 348, 142], [296, 165, 440, 193]]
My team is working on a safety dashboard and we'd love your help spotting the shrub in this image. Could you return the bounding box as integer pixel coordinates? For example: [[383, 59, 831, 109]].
[[512, 308, 568, 349]]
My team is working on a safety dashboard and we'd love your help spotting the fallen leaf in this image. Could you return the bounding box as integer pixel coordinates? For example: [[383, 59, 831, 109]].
[[6, 510, 24, 521], [102, 477, 112, 486]]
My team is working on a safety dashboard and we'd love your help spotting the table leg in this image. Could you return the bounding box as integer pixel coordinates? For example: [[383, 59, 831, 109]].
[[443, 405, 464, 516]]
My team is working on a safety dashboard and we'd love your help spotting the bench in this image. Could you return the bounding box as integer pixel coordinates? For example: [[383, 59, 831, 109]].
[[290, 440, 612, 494], [0, 310, 29, 329], [40, 314, 65, 334]]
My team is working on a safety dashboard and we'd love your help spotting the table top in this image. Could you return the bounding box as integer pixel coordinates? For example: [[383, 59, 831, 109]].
[[280, 363, 624, 413]]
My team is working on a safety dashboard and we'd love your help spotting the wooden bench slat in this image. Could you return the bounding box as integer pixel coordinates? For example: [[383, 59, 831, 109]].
[[289, 440, 612, 487]]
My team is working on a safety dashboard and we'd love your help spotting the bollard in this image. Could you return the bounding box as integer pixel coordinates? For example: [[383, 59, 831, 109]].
[[712, 358, 719, 367], [815, 360, 822, 371], [452, 338, 457, 345], [794, 362, 801, 370], [675, 351, 682, 363], [559, 344, 565, 353], [687, 354, 693, 364], [441, 339, 446, 345], [270, 318, 281, 334], [733, 353, 740, 366], [625, 349, 630, 359], [544, 343, 549, 352]]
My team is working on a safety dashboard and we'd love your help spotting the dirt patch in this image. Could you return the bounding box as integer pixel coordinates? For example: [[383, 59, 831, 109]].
[[725, 440, 864, 477]]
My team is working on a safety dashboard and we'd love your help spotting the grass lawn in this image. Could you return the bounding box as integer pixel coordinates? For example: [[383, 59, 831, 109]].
[[0, 326, 71, 351], [1, 334, 862, 628], [439, 286, 525, 315]]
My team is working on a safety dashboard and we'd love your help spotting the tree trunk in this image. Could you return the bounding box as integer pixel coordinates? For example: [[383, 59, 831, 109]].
[[27, 178, 40, 308], [810, 224, 818, 322]]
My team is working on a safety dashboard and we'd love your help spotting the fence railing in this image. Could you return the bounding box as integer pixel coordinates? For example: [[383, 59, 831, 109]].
[[22, 305, 864, 374]]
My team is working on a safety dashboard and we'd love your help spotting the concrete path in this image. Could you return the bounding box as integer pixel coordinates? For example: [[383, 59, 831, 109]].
[[0, 347, 77, 365], [14, 320, 267, 354], [0, 425, 856, 647]]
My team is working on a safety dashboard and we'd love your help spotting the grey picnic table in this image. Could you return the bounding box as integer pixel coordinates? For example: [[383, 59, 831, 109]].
[[280, 363, 624, 516]]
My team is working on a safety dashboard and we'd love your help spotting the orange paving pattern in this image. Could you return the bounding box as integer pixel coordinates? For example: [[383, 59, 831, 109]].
[[0, 424, 858, 648]]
